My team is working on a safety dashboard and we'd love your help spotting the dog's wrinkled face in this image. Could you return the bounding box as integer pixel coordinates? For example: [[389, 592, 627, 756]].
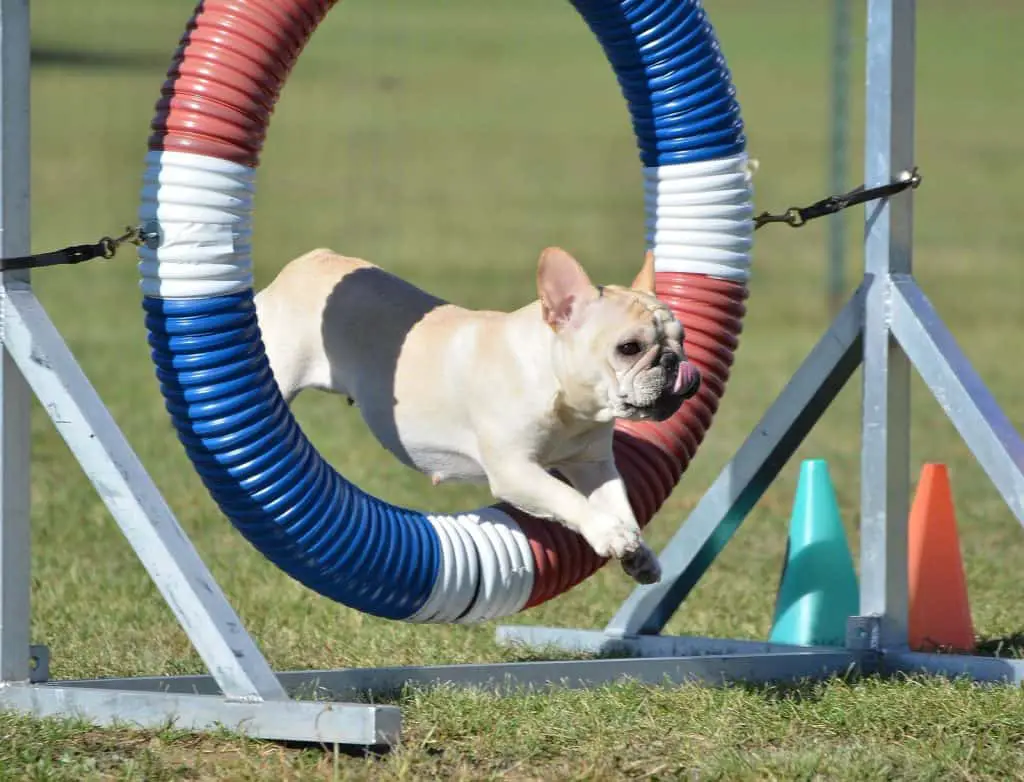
[[595, 285, 699, 420], [537, 247, 701, 423]]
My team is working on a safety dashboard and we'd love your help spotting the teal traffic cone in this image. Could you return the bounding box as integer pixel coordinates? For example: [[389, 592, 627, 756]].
[[768, 459, 859, 647]]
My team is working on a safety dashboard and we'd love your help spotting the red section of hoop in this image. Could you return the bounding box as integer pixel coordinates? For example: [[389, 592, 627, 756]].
[[149, 0, 338, 166], [519, 272, 749, 609], [149, 1, 750, 614]]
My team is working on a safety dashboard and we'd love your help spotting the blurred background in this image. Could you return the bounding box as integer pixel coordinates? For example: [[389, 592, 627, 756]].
[[20, 0, 1024, 676]]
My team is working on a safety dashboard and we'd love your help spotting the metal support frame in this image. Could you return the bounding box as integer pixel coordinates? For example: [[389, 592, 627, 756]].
[[0, 0, 32, 690], [500, 0, 1024, 684], [1, 0, 1022, 752]]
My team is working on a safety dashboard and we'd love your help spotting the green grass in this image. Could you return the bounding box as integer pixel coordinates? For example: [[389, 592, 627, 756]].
[[10, 0, 1024, 778]]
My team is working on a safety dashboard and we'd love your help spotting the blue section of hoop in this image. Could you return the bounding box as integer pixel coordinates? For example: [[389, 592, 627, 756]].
[[570, 0, 745, 166], [143, 0, 743, 620], [144, 292, 439, 620]]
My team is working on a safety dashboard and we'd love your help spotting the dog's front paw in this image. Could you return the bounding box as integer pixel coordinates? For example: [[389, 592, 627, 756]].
[[620, 542, 661, 585], [580, 512, 642, 560]]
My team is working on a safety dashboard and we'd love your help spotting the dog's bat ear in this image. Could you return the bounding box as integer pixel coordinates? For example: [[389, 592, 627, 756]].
[[631, 250, 656, 295], [537, 246, 598, 330]]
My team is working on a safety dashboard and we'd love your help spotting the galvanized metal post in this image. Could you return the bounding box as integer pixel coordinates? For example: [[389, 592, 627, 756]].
[[858, 0, 915, 648], [0, 0, 32, 685]]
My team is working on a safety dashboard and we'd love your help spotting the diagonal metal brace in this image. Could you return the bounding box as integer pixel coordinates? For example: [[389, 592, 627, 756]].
[[890, 275, 1024, 525], [605, 282, 867, 638]]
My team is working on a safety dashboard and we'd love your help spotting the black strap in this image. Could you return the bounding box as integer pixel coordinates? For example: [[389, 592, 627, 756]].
[[0, 240, 115, 272], [754, 167, 921, 231], [0, 226, 149, 273]]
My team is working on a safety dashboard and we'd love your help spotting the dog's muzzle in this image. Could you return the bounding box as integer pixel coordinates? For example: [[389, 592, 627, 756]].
[[672, 360, 701, 399], [658, 351, 700, 400], [631, 355, 700, 422]]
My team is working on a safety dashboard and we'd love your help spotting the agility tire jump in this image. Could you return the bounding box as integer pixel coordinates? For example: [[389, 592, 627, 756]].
[[139, 0, 753, 623]]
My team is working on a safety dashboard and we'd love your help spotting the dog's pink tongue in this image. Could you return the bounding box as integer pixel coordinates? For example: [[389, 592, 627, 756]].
[[674, 362, 699, 395]]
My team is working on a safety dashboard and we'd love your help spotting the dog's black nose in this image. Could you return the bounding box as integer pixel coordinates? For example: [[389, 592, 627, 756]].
[[660, 351, 679, 373]]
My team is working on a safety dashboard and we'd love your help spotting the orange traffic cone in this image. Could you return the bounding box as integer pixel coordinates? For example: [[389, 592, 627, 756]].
[[908, 463, 975, 653]]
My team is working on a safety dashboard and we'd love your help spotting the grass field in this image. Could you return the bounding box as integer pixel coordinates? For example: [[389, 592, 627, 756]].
[[9, 0, 1024, 778]]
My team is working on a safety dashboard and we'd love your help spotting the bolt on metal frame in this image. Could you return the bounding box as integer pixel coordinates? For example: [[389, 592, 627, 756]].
[[0, 0, 1021, 750]]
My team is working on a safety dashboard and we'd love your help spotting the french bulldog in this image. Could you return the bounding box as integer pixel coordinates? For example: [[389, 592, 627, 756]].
[[254, 246, 701, 584]]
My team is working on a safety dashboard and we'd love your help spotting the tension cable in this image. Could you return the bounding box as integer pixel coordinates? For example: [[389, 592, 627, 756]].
[[0, 224, 154, 273], [754, 167, 922, 231]]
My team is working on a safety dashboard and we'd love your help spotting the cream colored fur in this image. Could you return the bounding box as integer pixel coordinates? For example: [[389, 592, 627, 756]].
[[254, 246, 700, 584]]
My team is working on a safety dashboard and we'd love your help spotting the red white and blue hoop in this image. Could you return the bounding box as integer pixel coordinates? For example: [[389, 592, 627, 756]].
[[139, 0, 754, 623]]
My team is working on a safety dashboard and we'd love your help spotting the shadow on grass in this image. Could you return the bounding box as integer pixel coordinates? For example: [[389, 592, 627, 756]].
[[31, 45, 170, 71], [269, 738, 398, 759], [895, 632, 1024, 658], [974, 633, 1024, 658], [727, 672, 862, 704]]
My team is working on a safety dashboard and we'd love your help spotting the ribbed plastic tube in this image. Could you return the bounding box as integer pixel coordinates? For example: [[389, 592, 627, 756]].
[[140, 0, 752, 621]]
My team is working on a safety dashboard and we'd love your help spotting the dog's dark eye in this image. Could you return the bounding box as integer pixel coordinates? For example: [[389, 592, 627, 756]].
[[617, 341, 643, 356]]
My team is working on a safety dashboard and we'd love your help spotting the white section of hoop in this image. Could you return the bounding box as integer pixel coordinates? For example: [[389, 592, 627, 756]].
[[137, 150, 255, 298], [407, 508, 535, 624], [408, 515, 479, 623], [643, 153, 754, 282]]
